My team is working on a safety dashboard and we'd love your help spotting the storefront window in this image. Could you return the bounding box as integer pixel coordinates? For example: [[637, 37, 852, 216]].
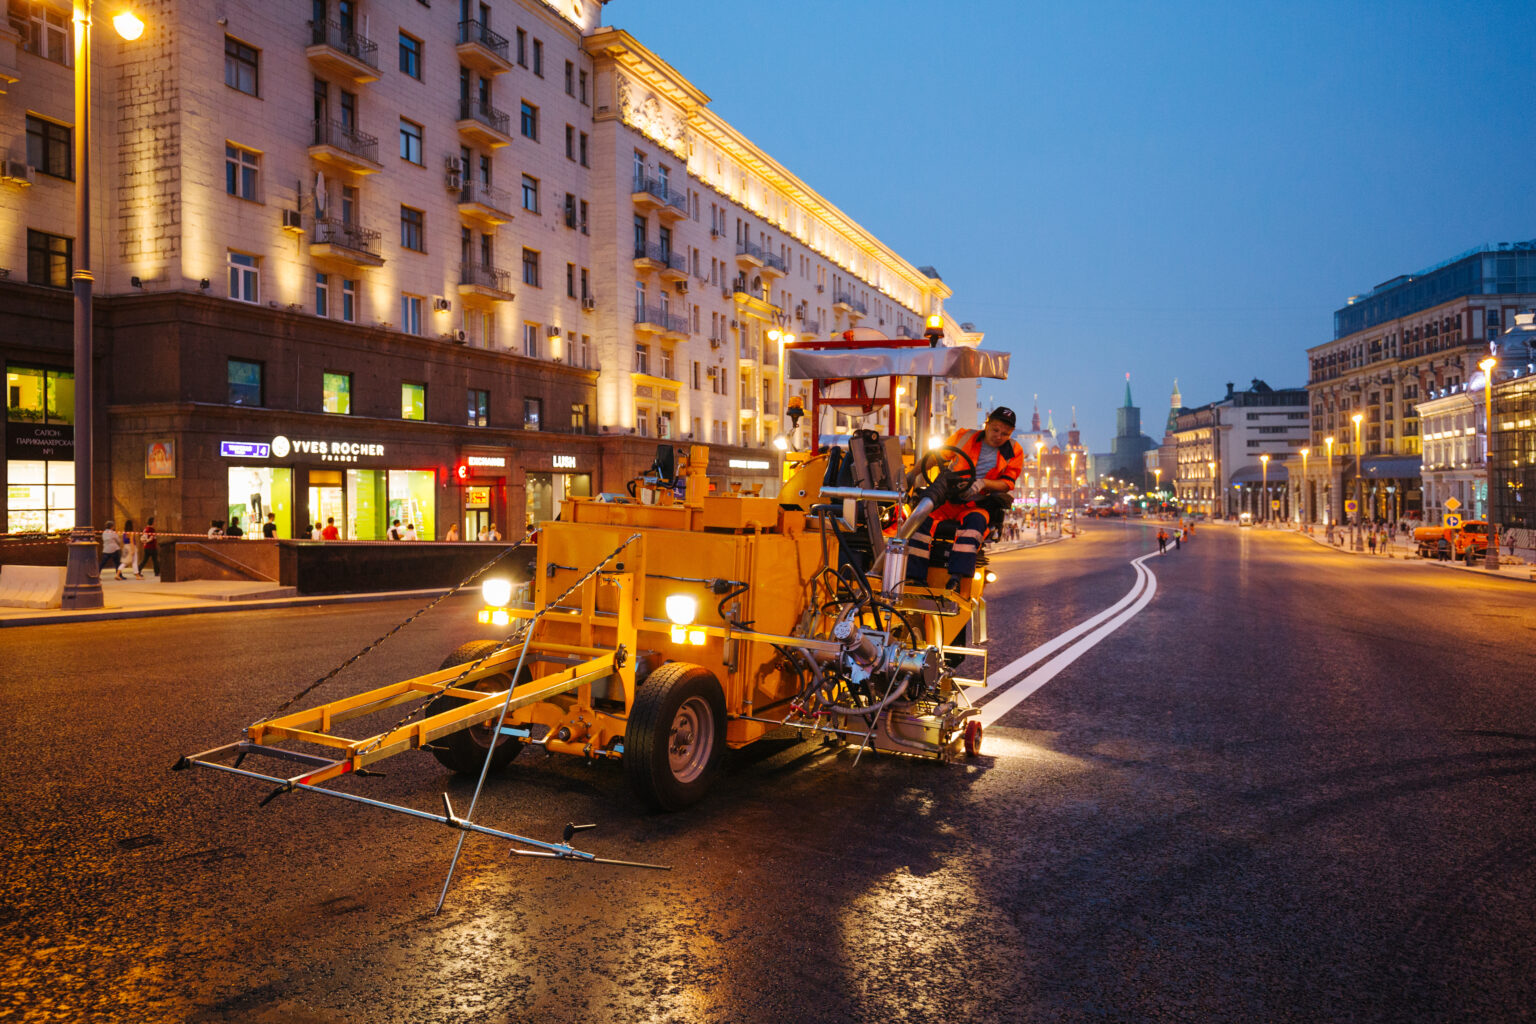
[[323, 372, 351, 414], [228, 466, 292, 537], [7, 366, 73, 423], [402, 382, 425, 421], [5, 459, 73, 533], [525, 471, 589, 525], [391, 469, 435, 538]]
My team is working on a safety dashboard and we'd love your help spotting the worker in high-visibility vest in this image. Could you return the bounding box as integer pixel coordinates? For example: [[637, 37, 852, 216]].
[[907, 407, 1023, 591]]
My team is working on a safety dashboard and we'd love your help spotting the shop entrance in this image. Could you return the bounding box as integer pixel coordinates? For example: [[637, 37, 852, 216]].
[[526, 472, 591, 525], [464, 484, 491, 540], [309, 470, 345, 537], [228, 466, 292, 538]]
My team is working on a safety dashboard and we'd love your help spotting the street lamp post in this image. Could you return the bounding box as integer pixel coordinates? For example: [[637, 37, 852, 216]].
[[1351, 413, 1364, 551], [1259, 454, 1269, 526], [1034, 440, 1045, 541], [1480, 355, 1500, 570], [1324, 435, 1335, 536], [1208, 460, 1216, 517], [1299, 448, 1310, 530], [1153, 467, 1161, 516], [60, 2, 144, 608]]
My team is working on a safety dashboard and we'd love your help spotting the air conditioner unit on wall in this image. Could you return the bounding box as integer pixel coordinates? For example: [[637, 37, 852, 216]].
[[446, 169, 462, 191], [432, 296, 452, 312], [281, 209, 304, 231], [581, 297, 596, 311], [0, 160, 34, 186], [675, 280, 688, 294]]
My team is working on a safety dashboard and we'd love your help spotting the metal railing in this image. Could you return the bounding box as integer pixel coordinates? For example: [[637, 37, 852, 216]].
[[736, 240, 764, 262], [458, 98, 510, 137], [800, 318, 820, 334], [635, 305, 688, 334], [632, 175, 688, 213], [456, 19, 509, 59], [313, 217, 382, 256], [311, 119, 379, 164], [460, 263, 513, 293], [633, 242, 686, 274], [832, 291, 867, 315], [310, 19, 378, 69], [761, 249, 787, 273], [458, 180, 513, 215]]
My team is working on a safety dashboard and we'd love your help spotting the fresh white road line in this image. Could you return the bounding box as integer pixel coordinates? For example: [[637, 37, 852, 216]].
[[976, 552, 1160, 728]]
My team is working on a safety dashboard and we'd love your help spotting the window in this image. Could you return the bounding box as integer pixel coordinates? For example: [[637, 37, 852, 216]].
[[578, 69, 587, 104], [565, 124, 575, 160], [399, 119, 423, 164], [564, 192, 577, 228], [523, 397, 542, 430], [579, 335, 591, 369], [224, 36, 259, 95], [579, 267, 590, 300], [15, 2, 71, 64], [579, 200, 588, 235], [322, 372, 351, 415], [398, 31, 421, 79], [566, 263, 576, 298], [315, 272, 329, 317], [400, 206, 424, 251], [520, 101, 538, 140], [341, 279, 357, 322], [227, 251, 259, 302], [515, 27, 526, 66], [522, 248, 540, 287], [634, 344, 650, 374], [227, 359, 262, 406], [521, 174, 539, 212], [401, 382, 425, 421], [579, 132, 588, 167], [564, 60, 574, 95], [26, 230, 71, 289], [571, 402, 588, 433], [468, 388, 489, 427], [522, 322, 540, 358], [532, 38, 542, 76], [25, 116, 71, 180], [7, 365, 74, 424], [225, 144, 259, 200], [400, 294, 423, 335]]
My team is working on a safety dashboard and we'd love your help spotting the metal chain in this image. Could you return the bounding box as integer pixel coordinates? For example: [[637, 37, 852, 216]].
[[353, 532, 643, 757], [252, 541, 530, 726]]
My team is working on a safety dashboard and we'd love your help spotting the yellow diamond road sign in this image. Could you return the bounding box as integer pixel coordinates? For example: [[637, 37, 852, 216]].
[[1445, 496, 1462, 512]]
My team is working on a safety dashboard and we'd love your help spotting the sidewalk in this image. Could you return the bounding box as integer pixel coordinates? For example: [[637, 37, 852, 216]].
[[0, 573, 455, 628], [1223, 520, 1536, 584]]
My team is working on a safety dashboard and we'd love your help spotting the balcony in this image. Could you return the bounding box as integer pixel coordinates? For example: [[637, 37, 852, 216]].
[[833, 291, 867, 319], [799, 318, 821, 335], [455, 20, 512, 75], [458, 263, 516, 302], [456, 98, 512, 148], [457, 180, 514, 224], [735, 240, 765, 269], [760, 249, 787, 278], [635, 305, 688, 339], [632, 243, 688, 282], [310, 218, 384, 268], [306, 19, 379, 85], [631, 176, 689, 219], [308, 119, 382, 174]]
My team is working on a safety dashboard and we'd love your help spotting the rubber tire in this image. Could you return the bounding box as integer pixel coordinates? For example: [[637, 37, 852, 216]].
[[624, 662, 726, 811], [963, 720, 983, 757], [426, 639, 525, 776]]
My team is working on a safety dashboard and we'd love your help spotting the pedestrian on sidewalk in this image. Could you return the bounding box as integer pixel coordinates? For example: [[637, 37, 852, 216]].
[[120, 519, 137, 579], [139, 517, 158, 577], [445, 523, 460, 542], [321, 517, 340, 540], [226, 516, 244, 538], [262, 513, 277, 539], [1157, 528, 1168, 554], [1368, 532, 1376, 554], [100, 521, 122, 578]]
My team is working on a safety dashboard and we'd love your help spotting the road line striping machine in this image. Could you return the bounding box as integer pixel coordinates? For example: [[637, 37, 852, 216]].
[[179, 327, 1011, 856]]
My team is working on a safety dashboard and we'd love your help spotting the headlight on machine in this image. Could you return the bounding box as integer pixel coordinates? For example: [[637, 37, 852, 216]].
[[482, 578, 514, 607], [665, 593, 697, 625]]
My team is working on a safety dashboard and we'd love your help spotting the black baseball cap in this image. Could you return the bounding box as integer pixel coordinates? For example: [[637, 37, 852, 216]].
[[987, 406, 1017, 428]]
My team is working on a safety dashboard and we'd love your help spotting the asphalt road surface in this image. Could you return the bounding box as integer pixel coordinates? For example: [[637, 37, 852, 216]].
[[3, 521, 1534, 1023]]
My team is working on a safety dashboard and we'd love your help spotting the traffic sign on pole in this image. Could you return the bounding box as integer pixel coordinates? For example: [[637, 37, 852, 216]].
[[1345, 499, 1359, 515], [1444, 513, 1462, 529]]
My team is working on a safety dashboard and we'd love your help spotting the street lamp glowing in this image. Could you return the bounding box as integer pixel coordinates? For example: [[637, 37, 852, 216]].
[[1299, 448, 1309, 526], [772, 434, 788, 451], [767, 328, 781, 343], [1350, 414, 1364, 550], [1480, 355, 1500, 568], [1260, 453, 1269, 524], [113, 10, 145, 39]]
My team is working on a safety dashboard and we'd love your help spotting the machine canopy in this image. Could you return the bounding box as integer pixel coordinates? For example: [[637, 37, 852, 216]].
[[786, 346, 1010, 381]]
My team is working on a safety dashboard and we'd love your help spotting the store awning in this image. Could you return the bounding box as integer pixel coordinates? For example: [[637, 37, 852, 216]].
[[1343, 455, 1422, 482], [1229, 463, 1289, 483]]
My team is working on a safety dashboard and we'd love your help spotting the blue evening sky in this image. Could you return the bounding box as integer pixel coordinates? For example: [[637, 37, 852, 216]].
[[606, 0, 1535, 451]]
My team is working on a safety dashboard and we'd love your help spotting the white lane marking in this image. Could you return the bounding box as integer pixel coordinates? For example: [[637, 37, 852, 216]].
[[975, 552, 1155, 698], [976, 552, 1159, 728]]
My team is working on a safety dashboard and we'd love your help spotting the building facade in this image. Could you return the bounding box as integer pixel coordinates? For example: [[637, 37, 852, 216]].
[[1171, 380, 1307, 520], [1303, 241, 1536, 526], [1, 0, 959, 538]]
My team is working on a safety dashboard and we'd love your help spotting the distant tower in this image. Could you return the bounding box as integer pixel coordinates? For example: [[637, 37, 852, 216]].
[[1068, 406, 1081, 449], [1031, 395, 1041, 433], [1111, 372, 1154, 481], [1115, 373, 1142, 440], [1046, 408, 1057, 443], [1165, 378, 1183, 436]]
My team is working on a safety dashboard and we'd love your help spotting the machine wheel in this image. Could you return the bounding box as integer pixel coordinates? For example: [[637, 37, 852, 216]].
[[624, 662, 726, 811], [426, 640, 526, 776], [962, 719, 983, 758]]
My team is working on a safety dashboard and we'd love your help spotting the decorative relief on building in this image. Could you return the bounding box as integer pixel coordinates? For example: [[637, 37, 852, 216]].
[[635, 385, 654, 398], [617, 74, 689, 158]]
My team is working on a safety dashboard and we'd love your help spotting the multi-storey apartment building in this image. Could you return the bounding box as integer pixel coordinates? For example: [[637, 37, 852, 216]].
[[0, 0, 957, 538], [1303, 241, 1536, 525], [1173, 380, 1308, 519]]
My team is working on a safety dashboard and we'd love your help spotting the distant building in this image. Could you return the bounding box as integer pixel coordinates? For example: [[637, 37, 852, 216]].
[[1487, 312, 1536, 531], [1094, 375, 1155, 486], [1303, 241, 1536, 526], [1174, 380, 1308, 519]]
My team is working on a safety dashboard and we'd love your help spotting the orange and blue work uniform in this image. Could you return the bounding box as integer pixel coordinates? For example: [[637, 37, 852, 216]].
[[906, 428, 1024, 583]]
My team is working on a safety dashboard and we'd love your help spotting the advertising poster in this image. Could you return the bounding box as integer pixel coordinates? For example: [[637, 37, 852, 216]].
[[146, 439, 175, 478]]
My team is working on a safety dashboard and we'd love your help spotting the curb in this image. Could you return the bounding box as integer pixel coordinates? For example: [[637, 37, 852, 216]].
[[0, 587, 461, 628], [1295, 528, 1535, 584]]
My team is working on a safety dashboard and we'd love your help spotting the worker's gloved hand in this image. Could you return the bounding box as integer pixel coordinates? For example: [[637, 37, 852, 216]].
[[961, 479, 987, 501]]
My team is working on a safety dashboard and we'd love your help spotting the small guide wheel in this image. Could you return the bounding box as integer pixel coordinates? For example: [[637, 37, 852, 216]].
[[962, 719, 983, 758]]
